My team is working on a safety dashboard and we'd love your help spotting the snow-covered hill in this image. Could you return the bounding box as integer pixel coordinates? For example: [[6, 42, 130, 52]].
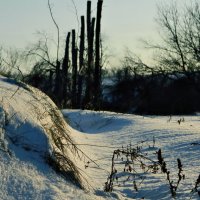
[[0, 76, 93, 200]]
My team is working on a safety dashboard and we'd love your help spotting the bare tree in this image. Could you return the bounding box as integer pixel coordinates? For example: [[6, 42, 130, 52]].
[[94, 0, 103, 110], [25, 33, 57, 93], [1, 48, 25, 80], [26, 33, 56, 69], [71, 29, 78, 108], [77, 16, 85, 108], [61, 32, 71, 107], [84, 1, 95, 108], [146, 1, 200, 73], [183, 2, 200, 69]]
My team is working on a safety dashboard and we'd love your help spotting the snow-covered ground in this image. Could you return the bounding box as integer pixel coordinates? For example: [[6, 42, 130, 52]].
[[1, 76, 200, 199], [63, 110, 200, 199]]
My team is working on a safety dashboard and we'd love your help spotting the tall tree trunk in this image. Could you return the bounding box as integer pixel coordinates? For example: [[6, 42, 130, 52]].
[[61, 32, 70, 107], [77, 16, 85, 108], [85, 13, 95, 108], [54, 60, 61, 105], [87, 1, 91, 48], [94, 0, 103, 110], [71, 29, 78, 108], [84, 1, 96, 108]]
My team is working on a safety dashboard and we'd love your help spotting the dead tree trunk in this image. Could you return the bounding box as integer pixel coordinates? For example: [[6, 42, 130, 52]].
[[84, 1, 92, 107], [61, 32, 70, 107], [94, 0, 103, 110], [77, 16, 85, 108], [54, 60, 61, 105], [85, 20, 95, 107], [71, 29, 78, 108], [84, 1, 95, 108]]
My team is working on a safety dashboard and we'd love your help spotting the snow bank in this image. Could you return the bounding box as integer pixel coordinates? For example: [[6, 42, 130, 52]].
[[0, 76, 91, 199]]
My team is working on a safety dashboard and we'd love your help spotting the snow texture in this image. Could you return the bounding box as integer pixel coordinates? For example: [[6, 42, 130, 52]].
[[63, 109, 200, 199]]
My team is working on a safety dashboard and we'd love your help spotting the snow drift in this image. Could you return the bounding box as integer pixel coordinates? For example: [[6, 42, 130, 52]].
[[0, 76, 89, 199]]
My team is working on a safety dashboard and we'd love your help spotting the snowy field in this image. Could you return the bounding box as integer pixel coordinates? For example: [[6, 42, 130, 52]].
[[1, 76, 200, 199], [63, 110, 200, 200]]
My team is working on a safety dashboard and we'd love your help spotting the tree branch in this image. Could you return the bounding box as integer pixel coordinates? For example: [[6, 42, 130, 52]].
[[48, 0, 60, 62]]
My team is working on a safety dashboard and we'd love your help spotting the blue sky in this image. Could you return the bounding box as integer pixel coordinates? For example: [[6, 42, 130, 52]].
[[0, 0, 192, 67]]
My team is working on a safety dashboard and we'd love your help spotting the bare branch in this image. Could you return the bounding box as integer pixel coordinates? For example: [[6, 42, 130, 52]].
[[71, 0, 80, 40], [47, 0, 60, 62], [25, 50, 56, 69]]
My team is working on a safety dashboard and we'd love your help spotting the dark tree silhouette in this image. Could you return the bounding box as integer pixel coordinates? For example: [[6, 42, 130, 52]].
[[77, 16, 85, 108], [94, 0, 103, 110], [71, 29, 78, 108], [61, 32, 71, 107], [84, 1, 95, 108]]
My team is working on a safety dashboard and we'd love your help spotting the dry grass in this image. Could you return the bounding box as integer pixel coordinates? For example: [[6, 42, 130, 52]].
[[27, 86, 90, 190]]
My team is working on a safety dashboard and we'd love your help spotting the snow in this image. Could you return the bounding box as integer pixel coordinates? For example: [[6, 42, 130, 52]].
[[1, 76, 200, 199], [63, 110, 200, 199], [0, 76, 92, 200]]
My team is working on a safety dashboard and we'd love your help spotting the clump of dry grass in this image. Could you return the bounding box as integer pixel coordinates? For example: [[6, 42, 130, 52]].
[[44, 105, 87, 190], [19, 85, 90, 190]]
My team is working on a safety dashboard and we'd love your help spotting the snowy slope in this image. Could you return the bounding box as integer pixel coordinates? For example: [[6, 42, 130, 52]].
[[0, 76, 94, 200], [63, 109, 200, 199]]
